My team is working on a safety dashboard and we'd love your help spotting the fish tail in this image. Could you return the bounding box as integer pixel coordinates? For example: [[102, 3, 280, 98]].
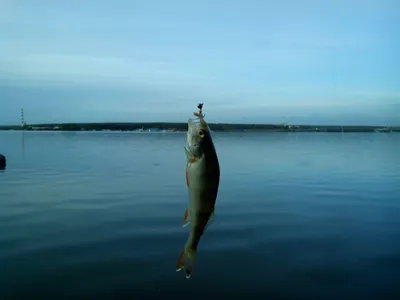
[[176, 245, 197, 279]]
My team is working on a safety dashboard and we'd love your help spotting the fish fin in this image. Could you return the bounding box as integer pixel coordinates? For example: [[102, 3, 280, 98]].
[[183, 207, 190, 227], [184, 147, 194, 161], [176, 247, 197, 279], [184, 147, 198, 163], [185, 168, 190, 187], [185, 248, 197, 279], [204, 210, 215, 231], [176, 249, 186, 272]]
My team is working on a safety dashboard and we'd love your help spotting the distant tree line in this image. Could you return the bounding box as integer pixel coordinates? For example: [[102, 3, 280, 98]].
[[0, 122, 398, 133]]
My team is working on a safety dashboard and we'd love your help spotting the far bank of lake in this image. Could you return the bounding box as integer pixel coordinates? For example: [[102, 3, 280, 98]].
[[0, 122, 398, 133]]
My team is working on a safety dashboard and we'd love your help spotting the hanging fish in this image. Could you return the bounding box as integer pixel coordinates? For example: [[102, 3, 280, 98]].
[[176, 103, 220, 279]]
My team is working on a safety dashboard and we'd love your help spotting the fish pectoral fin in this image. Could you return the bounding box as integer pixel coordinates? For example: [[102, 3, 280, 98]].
[[184, 147, 194, 161], [185, 168, 189, 187], [183, 207, 191, 227], [184, 147, 198, 163]]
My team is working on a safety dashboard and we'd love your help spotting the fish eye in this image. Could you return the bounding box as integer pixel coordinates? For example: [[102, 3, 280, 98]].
[[198, 130, 205, 138]]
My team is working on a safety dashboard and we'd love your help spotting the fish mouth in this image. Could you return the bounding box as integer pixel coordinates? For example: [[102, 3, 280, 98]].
[[188, 117, 200, 128], [187, 119, 198, 147], [187, 114, 208, 147], [188, 115, 207, 131]]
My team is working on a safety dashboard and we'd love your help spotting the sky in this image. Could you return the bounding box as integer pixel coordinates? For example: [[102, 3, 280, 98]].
[[0, 0, 399, 125]]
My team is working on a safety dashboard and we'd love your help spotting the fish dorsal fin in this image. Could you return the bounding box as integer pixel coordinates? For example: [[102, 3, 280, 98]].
[[204, 209, 215, 231]]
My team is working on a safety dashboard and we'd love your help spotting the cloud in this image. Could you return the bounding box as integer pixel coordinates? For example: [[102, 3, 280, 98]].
[[1, 53, 205, 87], [1, 52, 398, 126], [0, 0, 398, 125]]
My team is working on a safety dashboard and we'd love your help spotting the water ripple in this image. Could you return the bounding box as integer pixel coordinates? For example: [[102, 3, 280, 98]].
[[1, 131, 399, 299]]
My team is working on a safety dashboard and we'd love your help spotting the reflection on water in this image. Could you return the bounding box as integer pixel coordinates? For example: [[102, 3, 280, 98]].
[[0, 131, 399, 300]]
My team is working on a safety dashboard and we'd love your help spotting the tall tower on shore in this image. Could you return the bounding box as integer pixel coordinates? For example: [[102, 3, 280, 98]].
[[20, 108, 26, 128]]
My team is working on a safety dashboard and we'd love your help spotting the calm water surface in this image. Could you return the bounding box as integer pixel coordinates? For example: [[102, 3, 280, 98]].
[[0, 131, 399, 299]]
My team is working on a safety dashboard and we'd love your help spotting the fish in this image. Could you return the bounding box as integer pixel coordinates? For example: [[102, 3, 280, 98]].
[[176, 107, 220, 279]]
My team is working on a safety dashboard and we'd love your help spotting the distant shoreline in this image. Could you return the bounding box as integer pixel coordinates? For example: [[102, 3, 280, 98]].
[[0, 122, 398, 133]]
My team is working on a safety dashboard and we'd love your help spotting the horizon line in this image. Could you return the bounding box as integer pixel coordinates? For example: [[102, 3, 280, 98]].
[[0, 121, 398, 128]]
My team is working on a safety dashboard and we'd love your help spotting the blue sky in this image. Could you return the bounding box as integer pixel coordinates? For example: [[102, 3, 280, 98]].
[[0, 0, 399, 125]]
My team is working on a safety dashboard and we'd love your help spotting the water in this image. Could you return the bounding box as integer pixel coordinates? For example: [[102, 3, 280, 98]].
[[0, 131, 399, 300]]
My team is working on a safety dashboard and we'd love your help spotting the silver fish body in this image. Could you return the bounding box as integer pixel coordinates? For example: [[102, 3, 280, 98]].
[[176, 114, 220, 279]]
